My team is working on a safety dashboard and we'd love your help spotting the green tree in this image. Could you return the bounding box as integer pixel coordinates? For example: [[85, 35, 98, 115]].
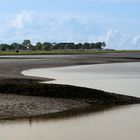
[[11, 43, 21, 50], [42, 42, 52, 51], [22, 39, 32, 50], [0, 44, 10, 51], [36, 42, 42, 50], [101, 42, 106, 48], [76, 43, 83, 49], [83, 43, 90, 49]]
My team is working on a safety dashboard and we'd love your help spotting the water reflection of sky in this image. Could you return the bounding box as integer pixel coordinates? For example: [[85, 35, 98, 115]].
[[1, 62, 140, 140], [1, 104, 140, 140], [23, 62, 140, 97]]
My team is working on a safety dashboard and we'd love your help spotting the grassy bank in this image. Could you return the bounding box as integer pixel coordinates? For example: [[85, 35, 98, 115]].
[[0, 82, 140, 106], [0, 50, 140, 55]]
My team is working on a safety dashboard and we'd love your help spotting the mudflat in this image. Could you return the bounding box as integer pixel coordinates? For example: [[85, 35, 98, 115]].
[[0, 52, 140, 120], [0, 52, 140, 81]]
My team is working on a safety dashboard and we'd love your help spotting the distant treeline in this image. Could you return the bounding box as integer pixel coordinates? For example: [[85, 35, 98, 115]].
[[0, 40, 106, 52]]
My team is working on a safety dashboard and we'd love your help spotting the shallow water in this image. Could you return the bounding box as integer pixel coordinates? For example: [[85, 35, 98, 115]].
[[1, 62, 140, 140], [23, 62, 140, 97], [1, 104, 140, 140]]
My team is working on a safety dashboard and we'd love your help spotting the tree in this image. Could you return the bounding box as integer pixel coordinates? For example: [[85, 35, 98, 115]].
[[76, 43, 83, 49], [83, 43, 90, 49], [0, 40, 106, 51], [11, 43, 21, 50], [0, 44, 10, 51], [94, 42, 102, 49], [66, 43, 75, 49], [36, 42, 42, 50], [90, 43, 96, 49], [101, 42, 106, 48], [42, 42, 52, 51], [22, 39, 32, 50]]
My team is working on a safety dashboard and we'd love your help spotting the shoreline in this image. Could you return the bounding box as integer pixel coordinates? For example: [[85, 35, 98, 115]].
[[0, 52, 140, 121], [0, 52, 140, 82]]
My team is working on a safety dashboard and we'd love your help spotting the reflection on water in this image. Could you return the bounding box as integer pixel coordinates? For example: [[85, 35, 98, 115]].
[[1, 62, 140, 140], [23, 62, 140, 97], [1, 104, 140, 140]]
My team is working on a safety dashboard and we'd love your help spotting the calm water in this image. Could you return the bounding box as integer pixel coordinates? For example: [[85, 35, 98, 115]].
[[1, 104, 140, 140], [1, 62, 140, 140], [23, 62, 140, 97]]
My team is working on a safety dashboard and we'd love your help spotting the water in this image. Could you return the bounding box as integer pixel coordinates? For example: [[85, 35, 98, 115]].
[[1, 62, 140, 140], [23, 62, 140, 97], [1, 105, 140, 140]]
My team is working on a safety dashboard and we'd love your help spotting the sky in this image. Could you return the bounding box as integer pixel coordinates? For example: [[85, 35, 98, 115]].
[[0, 0, 140, 49]]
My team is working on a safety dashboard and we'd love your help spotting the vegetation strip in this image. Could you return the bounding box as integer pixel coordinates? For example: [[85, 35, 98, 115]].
[[0, 50, 140, 55]]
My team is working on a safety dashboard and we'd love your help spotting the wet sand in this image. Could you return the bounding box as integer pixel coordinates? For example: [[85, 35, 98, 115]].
[[0, 52, 140, 81], [0, 52, 140, 120]]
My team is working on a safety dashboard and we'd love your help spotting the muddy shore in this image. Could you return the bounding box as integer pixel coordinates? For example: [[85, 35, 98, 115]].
[[0, 52, 140, 120], [0, 52, 140, 81]]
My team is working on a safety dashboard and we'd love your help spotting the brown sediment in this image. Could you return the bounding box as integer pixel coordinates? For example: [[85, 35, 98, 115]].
[[0, 52, 140, 120]]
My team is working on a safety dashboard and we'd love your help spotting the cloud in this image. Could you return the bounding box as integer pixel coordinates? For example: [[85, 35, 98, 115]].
[[88, 29, 140, 50], [105, 30, 140, 50], [131, 36, 140, 46], [11, 10, 34, 29], [105, 30, 123, 49], [8, 12, 92, 42], [0, 10, 140, 50]]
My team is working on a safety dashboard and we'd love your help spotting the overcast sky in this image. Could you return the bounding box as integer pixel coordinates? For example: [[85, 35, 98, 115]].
[[0, 0, 140, 49]]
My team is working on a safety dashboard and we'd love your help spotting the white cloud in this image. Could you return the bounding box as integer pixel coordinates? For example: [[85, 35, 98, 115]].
[[131, 36, 140, 46], [0, 10, 140, 50], [105, 30, 123, 49], [11, 10, 34, 29], [106, 30, 140, 50], [88, 29, 140, 50]]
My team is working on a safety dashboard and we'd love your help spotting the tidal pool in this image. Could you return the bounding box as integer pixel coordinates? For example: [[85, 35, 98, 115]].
[[1, 62, 140, 140]]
